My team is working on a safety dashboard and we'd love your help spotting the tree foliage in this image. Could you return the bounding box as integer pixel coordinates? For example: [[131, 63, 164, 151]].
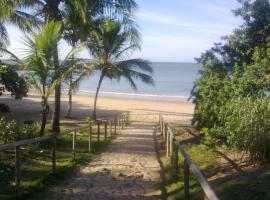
[[0, 63, 28, 99], [192, 0, 270, 161]]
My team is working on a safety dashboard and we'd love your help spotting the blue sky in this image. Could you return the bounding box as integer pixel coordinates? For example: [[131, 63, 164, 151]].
[[6, 0, 242, 62]]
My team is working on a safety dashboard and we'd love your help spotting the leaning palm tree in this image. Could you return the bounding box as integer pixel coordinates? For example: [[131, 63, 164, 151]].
[[6, 0, 138, 133], [22, 21, 87, 135], [88, 19, 154, 120]]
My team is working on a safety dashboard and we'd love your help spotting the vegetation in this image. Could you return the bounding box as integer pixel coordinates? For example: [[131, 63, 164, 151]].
[[0, 62, 28, 100], [22, 21, 87, 135], [0, 126, 109, 199], [88, 19, 154, 119], [160, 127, 270, 200], [2, 0, 138, 133], [192, 0, 270, 161]]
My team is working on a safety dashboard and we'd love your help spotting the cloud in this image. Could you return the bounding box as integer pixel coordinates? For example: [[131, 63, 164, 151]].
[[137, 10, 236, 36]]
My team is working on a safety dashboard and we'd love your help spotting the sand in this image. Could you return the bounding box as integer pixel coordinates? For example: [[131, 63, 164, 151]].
[[0, 93, 194, 126], [60, 122, 161, 200], [0, 93, 194, 199]]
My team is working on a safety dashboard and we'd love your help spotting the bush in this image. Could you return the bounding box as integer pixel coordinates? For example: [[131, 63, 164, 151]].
[[204, 97, 270, 161], [0, 103, 10, 112], [0, 117, 39, 144]]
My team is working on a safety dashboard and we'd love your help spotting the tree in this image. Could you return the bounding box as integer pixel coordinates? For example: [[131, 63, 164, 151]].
[[8, 0, 138, 133], [0, 62, 28, 99], [192, 0, 270, 161], [22, 21, 86, 135], [192, 0, 270, 128], [87, 19, 154, 120]]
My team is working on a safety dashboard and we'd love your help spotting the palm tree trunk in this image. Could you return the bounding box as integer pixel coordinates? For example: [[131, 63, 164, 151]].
[[52, 42, 61, 134], [52, 83, 61, 134], [66, 41, 75, 118], [66, 76, 73, 118], [93, 72, 105, 120], [50, 3, 62, 135], [40, 96, 47, 136]]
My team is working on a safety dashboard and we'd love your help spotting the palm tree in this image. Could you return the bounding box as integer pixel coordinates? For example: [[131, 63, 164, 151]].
[[22, 21, 86, 135], [7, 0, 138, 133], [88, 19, 154, 120]]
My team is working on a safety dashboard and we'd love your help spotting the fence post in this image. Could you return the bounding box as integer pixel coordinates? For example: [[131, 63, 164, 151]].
[[160, 118, 163, 136], [52, 136, 56, 173], [114, 118, 117, 134], [15, 146, 21, 200], [164, 123, 167, 143], [117, 118, 120, 130], [97, 122, 100, 143], [170, 133, 174, 158], [89, 125, 92, 152], [159, 115, 161, 130], [166, 125, 170, 157], [184, 158, 190, 200], [109, 121, 112, 137], [173, 140, 179, 180], [127, 111, 130, 125], [73, 130, 76, 160], [105, 122, 107, 142], [121, 116, 124, 129]]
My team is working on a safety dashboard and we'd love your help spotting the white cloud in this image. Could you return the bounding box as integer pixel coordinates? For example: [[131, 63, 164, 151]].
[[136, 10, 237, 35]]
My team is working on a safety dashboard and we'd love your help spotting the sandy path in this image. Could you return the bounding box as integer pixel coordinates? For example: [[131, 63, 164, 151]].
[[60, 122, 161, 200]]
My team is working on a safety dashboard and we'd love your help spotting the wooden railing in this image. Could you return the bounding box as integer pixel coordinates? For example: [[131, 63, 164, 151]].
[[159, 115, 219, 200], [0, 112, 129, 199]]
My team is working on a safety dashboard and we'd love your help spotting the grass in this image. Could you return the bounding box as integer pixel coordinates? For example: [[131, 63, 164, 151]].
[[158, 126, 270, 200], [0, 126, 111, 200]]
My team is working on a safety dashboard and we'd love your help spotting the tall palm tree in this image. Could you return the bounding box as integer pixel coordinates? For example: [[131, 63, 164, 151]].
[[22, 21, 86, 135], [7, 0, 138, 133], [88, 19, 154, 120]]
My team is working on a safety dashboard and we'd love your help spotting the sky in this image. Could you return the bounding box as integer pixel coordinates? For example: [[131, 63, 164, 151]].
[[6, 0, 243, 62]]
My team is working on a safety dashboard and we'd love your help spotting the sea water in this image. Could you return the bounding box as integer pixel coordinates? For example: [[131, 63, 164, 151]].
[[71, 62, 201, 102]]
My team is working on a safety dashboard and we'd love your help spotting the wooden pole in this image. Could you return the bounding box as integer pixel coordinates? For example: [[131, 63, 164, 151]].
[[184, 158, 190, 200], [114, 118, 117, 135], [170, 133, 174, 158], [15, 146, 21, 199], [121, 116, 124, 129], [52, 136, 56, 173], [88, 125, 92, 152], [117, 118, 120, 130], [73, 130, 76, 160], [166, 125, 170, 157], [127, 111, 130, 125], [109, 121, 112, 137], [164, 123, 167, 143], [97, 122, 100, 144], [105, 122, 107, 142], [173, 140, 179, 180]]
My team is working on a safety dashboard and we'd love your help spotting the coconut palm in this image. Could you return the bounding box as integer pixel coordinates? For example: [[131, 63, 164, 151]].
[[6, 0, 138, 133], [22, 21, 87, 135], [88, 19, 154, 120]]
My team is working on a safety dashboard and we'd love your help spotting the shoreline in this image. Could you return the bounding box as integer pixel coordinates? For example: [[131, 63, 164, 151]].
[[1, 93, 194, 124], [69, 90, 194, 103]]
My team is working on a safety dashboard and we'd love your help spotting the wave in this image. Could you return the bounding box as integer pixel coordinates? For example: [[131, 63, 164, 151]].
[[73, 89, 193, 102]]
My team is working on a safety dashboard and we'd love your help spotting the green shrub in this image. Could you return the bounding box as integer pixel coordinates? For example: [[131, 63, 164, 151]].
[[0, 103, 10, 112], [204, 97, 270, 161], [0, 117, 39, 144]]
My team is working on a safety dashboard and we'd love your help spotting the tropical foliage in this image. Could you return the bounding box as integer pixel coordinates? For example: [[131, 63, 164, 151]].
[[192, 0, 270, 161], [22, 21, 86, 135], [87, 19, 154, 119]]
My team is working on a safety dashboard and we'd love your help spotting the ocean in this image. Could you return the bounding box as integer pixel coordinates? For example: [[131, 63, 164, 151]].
[[72, 62, 201, 102]]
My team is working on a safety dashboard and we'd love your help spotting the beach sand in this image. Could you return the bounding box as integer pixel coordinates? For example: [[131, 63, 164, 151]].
[[0, 93, 194, 127]]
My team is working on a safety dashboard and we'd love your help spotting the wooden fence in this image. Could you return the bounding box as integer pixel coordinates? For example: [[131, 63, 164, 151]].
[[159, 115, 219, 200], [0, 112, 129, 199]]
